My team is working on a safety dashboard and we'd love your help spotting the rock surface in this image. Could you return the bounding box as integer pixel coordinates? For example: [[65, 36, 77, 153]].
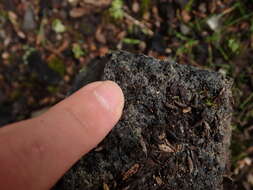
[[54, 51, 233, 190]]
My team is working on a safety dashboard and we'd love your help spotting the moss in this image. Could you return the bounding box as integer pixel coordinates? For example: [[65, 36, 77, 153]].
[[10, 90, 21, 101], [205, 99, 217, 107], [47, 86, 60, 94], [48, 56, 65, 76]]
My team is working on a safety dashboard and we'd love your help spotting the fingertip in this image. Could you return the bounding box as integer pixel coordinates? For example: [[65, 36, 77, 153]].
[[93, 81, 124, 119]]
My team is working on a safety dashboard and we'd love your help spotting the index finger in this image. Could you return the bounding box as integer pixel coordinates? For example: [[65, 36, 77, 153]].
[[0, 81, 124, 190]]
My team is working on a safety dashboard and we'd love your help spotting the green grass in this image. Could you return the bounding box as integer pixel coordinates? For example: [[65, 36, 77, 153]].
[[240, 93, 253, 110], [184, 0, 195, 12], [141, 0, 151, 14]]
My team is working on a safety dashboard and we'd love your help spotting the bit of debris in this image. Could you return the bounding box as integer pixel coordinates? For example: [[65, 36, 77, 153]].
[[122, 164, 140, 181]]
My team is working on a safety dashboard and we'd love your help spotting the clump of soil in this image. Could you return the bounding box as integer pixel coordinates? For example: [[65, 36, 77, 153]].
[[54, 51, 233, 190]]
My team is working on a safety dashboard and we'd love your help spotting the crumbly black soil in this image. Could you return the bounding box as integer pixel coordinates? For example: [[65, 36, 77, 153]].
[[54, 51, 233, 190]]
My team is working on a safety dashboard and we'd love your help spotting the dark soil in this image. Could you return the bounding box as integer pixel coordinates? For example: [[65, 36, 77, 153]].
[[1, 0, 253, 189], [54, 51, 233, 190]]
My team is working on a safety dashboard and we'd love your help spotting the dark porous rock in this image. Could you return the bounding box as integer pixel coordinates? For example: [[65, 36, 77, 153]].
[[55, 51, 233, 190]]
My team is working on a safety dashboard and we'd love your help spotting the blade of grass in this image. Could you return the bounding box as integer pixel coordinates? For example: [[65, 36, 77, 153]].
[[224, 12, 253, 28], [184, 0, 195, 12], [240, 93, 253, 109], [217, 46, 229, 61]]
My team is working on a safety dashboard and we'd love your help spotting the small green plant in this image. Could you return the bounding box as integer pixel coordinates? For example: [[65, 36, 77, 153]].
[[72, 44, 86, 59], [228, 38, 240, 54], [52, 19, 66, 33], [109, 0, 124, 20], [123, 38, 141, 45]]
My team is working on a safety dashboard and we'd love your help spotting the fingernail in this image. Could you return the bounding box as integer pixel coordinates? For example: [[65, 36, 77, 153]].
[[93, 81, 124, 116]]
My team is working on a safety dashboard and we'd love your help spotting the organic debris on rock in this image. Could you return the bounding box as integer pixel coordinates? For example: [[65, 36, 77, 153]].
[[55, 51, 233, 190]]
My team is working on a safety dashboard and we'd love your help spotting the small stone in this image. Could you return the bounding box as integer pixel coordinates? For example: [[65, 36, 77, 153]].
[[199, 3, 207, 13], [2, 52, 9, 60], [56, 34, 63, 41], [139, 41, 147, 51], [207, 15, 222, 31], [23, 5, 37, 31], [132, 2, 140, 13], [180, 24, 191, 35]]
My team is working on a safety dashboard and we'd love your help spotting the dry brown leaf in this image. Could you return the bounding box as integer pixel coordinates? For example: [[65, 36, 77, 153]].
[[158, 144, 174, 153], [122, 164, 140, 180], [183, 107, 192, 113], [99, 46, 109, 57], [94, 146, 104, 152], [69, 0, 111, 17], [82, 0, 112, 7], [68, 0, 111, 6], [103, 183, 110, 190], [96, 27, 106, 44], [158, 132, 166, 140], [69, 7, 93, 18], [181, 10, 191, 23], [8, 11, 26, 39], [188, 156, 194, 173], [155, 176, 163, 185]]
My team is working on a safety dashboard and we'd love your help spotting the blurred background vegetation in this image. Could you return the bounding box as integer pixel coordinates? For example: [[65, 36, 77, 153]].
[[0, 0, 252, 189]]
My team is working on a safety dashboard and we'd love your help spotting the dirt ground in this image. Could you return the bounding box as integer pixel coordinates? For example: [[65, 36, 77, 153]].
[[0, 0, 252, 189]]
